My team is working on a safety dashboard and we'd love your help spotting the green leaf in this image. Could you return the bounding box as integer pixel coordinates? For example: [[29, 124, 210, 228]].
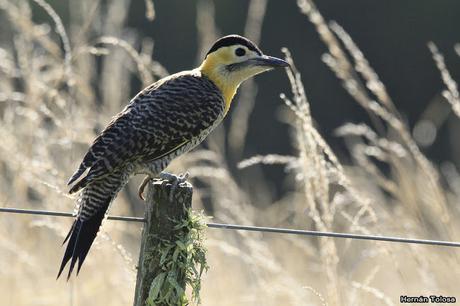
[[176, 240, 186, 250], [147, 272, 166, 304], [168, 276, 185, 297]]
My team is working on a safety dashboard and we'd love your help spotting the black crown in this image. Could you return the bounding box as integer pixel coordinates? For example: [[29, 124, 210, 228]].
[[206, 35, 262, 57]]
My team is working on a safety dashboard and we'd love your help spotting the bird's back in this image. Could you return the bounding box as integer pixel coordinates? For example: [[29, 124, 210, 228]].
[[68, 70, 225, 192]]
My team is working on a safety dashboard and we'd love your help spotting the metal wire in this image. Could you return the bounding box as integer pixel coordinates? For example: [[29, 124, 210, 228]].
[[207, 223, 460, 248], [1, 206, 460, 248], [0, 207, 145, 222]]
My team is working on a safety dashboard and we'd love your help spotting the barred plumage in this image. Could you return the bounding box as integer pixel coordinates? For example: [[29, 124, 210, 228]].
[[58, 34, 288, 279], [68, 70, 224, 194]]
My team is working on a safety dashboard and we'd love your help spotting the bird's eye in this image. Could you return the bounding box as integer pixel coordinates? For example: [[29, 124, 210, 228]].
[[235, 47, 246, 57]]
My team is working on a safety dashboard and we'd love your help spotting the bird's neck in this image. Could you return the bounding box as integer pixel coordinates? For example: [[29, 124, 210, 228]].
[[199, 61, 240, 115]]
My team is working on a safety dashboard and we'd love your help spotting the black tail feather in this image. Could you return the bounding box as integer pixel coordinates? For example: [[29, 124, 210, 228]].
[[62, 221, 76, 246], [57, 204, 108, 280], [59, 168, 127, 280]]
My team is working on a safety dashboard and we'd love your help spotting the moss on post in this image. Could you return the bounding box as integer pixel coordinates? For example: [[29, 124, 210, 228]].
[[134, 179, 208, 306]]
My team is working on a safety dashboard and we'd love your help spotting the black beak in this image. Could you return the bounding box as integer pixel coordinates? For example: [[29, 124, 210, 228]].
[[251, 55, 290, 68], [226, 55, 290, 72]]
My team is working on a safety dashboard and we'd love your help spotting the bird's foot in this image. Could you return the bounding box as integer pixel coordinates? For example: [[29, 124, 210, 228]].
[[138, 176, 153, 201], [158, 172, 189, 202], [138, 172, 189, 201]]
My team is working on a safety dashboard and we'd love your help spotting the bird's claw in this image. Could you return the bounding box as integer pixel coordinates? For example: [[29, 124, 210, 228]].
[[159, 172, 189, 202]]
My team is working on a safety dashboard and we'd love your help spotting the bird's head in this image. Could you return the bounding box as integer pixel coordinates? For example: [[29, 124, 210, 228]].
[[199, 35, 288, 113]]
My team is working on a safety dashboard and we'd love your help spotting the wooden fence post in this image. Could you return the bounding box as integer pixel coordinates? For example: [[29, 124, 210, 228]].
[[133, 179, 193, 306]]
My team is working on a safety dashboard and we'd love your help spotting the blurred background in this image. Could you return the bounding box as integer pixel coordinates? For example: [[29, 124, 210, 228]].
[[0, 0, 459, 305]]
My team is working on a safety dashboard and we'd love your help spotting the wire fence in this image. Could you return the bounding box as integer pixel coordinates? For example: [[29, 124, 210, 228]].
[[1, 206, 460, 248]]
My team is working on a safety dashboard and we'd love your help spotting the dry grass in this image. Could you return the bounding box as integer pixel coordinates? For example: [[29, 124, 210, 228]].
[[0, 0, 459, 305]]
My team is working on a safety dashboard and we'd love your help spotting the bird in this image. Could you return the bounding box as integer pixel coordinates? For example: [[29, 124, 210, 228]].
[[57, 34, 289, 279]]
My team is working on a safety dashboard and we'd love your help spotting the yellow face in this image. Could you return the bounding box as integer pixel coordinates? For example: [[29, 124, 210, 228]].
[[199, 43, 287, 114]]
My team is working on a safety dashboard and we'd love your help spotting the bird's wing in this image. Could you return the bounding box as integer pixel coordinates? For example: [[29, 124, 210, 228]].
[[68, 72, 224, 192]]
